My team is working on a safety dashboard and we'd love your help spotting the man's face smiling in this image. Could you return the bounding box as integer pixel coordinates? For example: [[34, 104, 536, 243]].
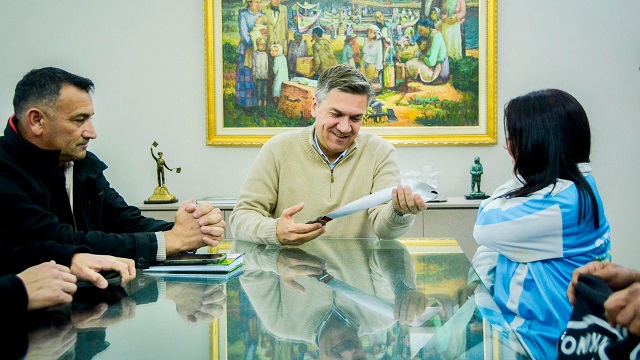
[[40, 84, 97, 165], [311, 89, 367, 163]]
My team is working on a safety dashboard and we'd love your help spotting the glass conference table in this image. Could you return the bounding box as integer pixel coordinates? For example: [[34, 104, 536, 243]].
[[7, 238, 533, 359]]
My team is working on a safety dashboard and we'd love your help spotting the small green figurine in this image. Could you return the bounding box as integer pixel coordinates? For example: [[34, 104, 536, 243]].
[[465, 156, 489, 200]]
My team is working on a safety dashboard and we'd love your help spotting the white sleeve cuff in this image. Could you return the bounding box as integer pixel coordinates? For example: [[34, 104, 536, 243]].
[[155, 231, 167, 261]]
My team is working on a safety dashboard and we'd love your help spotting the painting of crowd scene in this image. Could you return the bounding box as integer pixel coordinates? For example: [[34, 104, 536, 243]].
[[219, 0, 480, 129]]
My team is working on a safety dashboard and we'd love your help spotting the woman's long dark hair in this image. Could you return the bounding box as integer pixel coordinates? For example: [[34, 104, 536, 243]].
[[503, 89, 600, 228]]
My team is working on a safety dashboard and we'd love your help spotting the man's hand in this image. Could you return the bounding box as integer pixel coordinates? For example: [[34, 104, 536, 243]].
[[392, 185, 428, 215], [604, 282, 640, 336], [567, 261, 640, 336], [17, 261, 77, 310], [567, 261, 640, 305], [164, 199, 226, 256], [276, 202, 325, 246], [70, 254, 136, 288], [186, 200, 226, 245]]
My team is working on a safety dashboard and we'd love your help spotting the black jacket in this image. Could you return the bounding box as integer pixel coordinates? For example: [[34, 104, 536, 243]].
[[0, 120, 172, 268]]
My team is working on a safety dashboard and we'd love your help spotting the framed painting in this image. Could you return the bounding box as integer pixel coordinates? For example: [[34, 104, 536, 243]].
[[205, 0, 497, 146]]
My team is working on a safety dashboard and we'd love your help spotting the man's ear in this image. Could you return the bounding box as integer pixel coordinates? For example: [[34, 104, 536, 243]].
[[22, 108, 47, 136], [310, 97, 318, 118]]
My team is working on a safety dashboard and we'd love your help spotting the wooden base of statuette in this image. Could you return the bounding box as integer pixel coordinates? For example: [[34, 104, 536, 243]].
[[145, 186, 178, 204], [465, 192, 489, 200]]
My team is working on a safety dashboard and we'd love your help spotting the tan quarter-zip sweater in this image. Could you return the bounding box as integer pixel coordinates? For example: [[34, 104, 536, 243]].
[[230, 126, 414, 244]]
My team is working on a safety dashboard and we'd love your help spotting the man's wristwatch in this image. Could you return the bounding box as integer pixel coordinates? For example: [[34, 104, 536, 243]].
[[393, 208, 407, 217]]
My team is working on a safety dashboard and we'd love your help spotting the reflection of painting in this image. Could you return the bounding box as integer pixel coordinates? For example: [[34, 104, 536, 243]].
[[413, 252, 471, 295], [218, 245, 474, 359], [206, 0, 497, 145], [216, 242, 481, 359], [224, 282, 321, 359]]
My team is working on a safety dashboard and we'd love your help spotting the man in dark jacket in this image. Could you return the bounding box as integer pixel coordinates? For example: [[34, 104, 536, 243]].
[[0, 67, 225, 269]]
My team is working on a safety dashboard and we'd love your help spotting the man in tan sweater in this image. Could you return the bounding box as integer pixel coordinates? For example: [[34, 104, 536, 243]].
[[230, 64, 427, 246]]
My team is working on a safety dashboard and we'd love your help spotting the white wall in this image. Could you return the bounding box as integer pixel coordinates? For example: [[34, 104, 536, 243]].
[[1, 0, 638, 268]]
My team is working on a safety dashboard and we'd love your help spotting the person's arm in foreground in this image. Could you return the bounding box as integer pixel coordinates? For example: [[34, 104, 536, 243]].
[[16, 261, 77, 310], [5, 240, 136, 289], [568, 261, 640, 335]]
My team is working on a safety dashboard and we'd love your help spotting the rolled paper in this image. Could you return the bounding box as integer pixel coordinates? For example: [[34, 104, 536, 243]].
[[323, 180, 438, 220]]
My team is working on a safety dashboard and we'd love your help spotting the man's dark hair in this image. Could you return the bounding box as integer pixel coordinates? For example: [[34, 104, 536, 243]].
[[13, 67, 94, 119], [315, 64, 374, 105]]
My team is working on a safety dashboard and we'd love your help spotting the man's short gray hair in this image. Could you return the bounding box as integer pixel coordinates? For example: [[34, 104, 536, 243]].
[[314, 64, 374, 105]]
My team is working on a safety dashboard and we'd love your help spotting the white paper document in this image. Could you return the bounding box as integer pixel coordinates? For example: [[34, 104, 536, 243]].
[[307, 180, 438, 224]]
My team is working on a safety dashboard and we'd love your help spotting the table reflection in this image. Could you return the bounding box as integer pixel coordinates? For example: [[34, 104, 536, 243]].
[[2, 286, 131, 359], [230, 238, 532, 359], [4, 237, 535, 359], [6, 274, 226, 359]]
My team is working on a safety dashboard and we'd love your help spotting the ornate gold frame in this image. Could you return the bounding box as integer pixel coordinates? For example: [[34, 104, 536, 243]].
[[205, 1, 497, 146]]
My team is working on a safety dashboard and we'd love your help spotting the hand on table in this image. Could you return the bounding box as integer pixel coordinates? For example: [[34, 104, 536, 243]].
[[187, 200, 226, 245], [165, 199, 226, 256], [17, 261, 77, 311], [70, 254, 136, 288]]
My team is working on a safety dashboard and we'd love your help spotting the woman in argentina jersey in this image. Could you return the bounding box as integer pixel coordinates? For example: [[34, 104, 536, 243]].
[[472, 89, 611, 360]]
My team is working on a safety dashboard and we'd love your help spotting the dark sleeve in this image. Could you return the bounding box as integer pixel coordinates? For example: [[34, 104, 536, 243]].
[[0, 275, 29, 319], [0, 241, 91, 273], [0, 171, 172, 269], [75, 172, 174, 268]]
